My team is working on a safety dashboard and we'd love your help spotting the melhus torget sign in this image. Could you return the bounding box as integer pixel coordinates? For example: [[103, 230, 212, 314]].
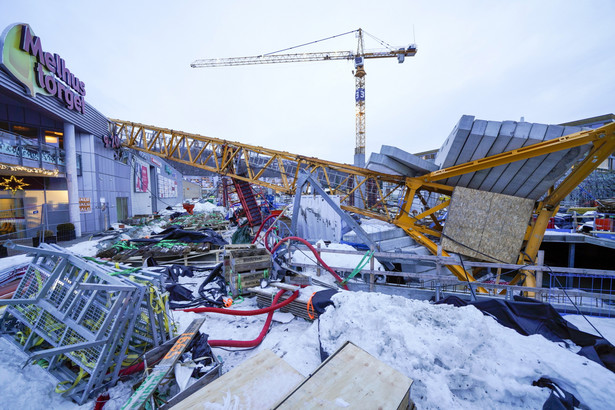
[[0, 23, 86, 114]]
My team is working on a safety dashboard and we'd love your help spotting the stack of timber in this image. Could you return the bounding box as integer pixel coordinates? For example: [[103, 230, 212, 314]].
[[250, 283, 324, 321], [224, 245, 272, 297], [96, 236, 226, 266]]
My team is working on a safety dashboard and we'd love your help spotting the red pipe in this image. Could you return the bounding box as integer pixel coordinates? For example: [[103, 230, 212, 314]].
[[271, 237, 349, 290], [208, 289, 292, 348], [95, 290, 298, 404], [251, 214, 277, 244]]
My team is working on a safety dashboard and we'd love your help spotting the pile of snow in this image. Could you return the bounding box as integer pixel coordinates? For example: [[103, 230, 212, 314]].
[[1, 235, 614, 409], [315, 291, 615, 409]]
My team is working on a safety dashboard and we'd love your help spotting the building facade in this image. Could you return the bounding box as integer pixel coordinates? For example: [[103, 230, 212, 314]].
[[0, 23, 184, 241]]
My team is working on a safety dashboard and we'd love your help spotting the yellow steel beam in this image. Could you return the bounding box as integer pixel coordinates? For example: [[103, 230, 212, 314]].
[[111, 119, 614, 293]]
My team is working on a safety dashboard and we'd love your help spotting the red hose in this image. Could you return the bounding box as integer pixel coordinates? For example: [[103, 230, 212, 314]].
[[271, 236, 349, 290], [251, 214, 277, 244], [95, 290, 298, 404], [208, 289, 297, 347]]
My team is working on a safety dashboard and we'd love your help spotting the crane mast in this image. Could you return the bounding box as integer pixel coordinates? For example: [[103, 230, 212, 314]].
[[354, 29, 366, 166], [191, 29, 417, 165]]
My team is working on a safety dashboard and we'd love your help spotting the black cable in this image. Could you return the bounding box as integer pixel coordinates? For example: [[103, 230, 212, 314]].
[[456, 254, 477, 301], [442, 231, 607, 339], [545, 265, 606, 340], [211, 345, 258, 352], [263, 29, 358, 56]]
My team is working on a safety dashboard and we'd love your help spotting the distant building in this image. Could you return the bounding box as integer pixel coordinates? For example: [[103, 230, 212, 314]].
[[560, 113, 615, 171]]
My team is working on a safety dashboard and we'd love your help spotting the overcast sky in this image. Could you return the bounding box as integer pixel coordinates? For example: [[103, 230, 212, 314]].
[[2, 0, 614, 164]]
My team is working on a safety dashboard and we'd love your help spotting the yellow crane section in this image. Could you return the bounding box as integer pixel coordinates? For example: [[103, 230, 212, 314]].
[[110, 119, 615, 289]]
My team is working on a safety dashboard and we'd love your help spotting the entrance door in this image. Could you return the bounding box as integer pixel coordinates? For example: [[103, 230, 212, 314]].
[[150, 166, 157, 213], [116, 197, 128, 222]]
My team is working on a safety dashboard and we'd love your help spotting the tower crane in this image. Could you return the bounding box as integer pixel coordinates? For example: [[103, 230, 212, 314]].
[[191, 28, 417, 167]]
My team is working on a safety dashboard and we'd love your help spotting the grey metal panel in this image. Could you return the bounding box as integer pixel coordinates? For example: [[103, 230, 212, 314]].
[[0, 69, 108, 136], [494, 122, 547, 195], [501, 123, 549, 195], [526, 126, 588, 199], [456, 120, 501, 187], [366, 152, 408, 176], [380, 145, 438, 174], [467, 120, 517, 189], [480, 121, 532, 192], [434, 115, 474, 169], [513, 125, 566, 198], [445, 119, 488, 186]]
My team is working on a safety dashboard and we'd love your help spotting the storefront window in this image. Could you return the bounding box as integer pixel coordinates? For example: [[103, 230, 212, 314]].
[[0, 197, 26, 239], [44, 130, 62, 146], [11, 124, 38, 142]]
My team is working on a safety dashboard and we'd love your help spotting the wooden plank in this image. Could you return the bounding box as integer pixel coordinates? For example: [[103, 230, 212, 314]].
[[122, 318, 205, 410], [275, 341, 413, 409], [174, 349, 304, 410]]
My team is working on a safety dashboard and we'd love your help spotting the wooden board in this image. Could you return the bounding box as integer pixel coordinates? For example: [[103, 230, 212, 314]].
[[122, 318, 205, 410], [174, 349, 304, 410], [442, 186, 534, 264], [274, 341, 413, 409]]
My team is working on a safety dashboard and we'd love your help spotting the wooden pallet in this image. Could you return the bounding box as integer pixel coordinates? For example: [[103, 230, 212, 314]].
[[224, 246, 272, 296]]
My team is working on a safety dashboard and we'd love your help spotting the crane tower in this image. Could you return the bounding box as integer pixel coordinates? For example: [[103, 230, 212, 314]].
[[191, 28, 417, 166]]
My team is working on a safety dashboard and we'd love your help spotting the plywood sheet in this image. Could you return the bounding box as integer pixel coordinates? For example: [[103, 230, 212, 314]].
[[175, 349, 304, 410], [442, 187, 534, 263], [275, 341, 413, 410]]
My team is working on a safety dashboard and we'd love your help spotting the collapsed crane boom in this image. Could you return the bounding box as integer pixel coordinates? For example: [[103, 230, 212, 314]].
[[110, 119, 615, 290]]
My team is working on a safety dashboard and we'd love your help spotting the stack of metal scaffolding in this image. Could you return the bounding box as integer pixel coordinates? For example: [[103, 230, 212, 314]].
[[0, 242, 173, 404]]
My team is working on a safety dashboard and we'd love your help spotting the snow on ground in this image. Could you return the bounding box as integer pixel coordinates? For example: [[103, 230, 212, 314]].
[[0, 234, 615, 409], [564, 314, 615, 345]]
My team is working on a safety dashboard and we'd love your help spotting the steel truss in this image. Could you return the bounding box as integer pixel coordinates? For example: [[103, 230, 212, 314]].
[[111, 120, 615, 289]]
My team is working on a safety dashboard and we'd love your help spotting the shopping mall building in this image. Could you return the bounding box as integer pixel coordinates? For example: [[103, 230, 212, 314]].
[[0, 23, 185, 241]]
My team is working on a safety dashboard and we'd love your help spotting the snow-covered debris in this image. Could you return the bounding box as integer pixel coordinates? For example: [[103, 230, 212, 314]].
[[317, 291, 615, 410]]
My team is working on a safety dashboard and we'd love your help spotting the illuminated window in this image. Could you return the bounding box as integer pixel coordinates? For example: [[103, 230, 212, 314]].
[[44, 130, 62, 145]]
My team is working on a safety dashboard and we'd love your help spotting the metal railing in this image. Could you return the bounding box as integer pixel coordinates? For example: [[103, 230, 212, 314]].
[[0, 129, 65, 167], [285, 245, 615, 317]]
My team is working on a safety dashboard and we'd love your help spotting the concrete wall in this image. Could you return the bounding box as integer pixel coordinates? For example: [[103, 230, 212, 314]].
[[296, 195, 342, 242], [183, 179, 202, 200]]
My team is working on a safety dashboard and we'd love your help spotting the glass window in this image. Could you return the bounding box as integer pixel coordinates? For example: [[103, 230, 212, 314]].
[[77, 154, 82, 176], [44, 130, 62, 146], [11, 124, 38, 143]]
